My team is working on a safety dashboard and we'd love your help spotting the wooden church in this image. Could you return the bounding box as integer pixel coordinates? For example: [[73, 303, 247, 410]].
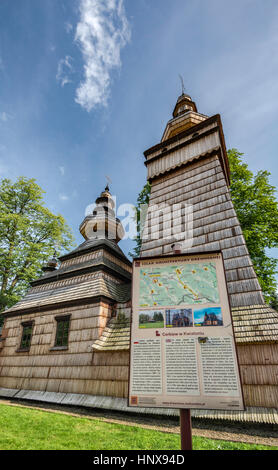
[[0, 93, 277, 422], [0, 188, 132, 403]]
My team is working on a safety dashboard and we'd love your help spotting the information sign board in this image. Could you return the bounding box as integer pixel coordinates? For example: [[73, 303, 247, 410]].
[[128, 252, 245, 411]]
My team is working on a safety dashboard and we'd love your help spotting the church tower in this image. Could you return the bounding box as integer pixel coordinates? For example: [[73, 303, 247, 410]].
[[140, 92, 278, 410], [141, 92, 263, 308]]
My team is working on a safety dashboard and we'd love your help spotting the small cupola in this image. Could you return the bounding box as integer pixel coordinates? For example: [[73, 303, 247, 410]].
[[161, 92, 207, 142], [42, 254, 58, 272], [79, 185, 125, 243], [172, 93, 197, 118]]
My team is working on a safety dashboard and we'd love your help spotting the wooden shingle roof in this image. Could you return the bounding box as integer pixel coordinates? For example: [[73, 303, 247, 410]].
[[93, 315, 130, 352], [232, 305, 278, 344], [3, 274, 131, 316], [32, 253, 131, 287], [59, 238, 130, 265], [2, 236, 131, 317]]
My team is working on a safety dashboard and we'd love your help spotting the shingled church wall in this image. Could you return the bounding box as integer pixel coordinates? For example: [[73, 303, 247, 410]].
[[0, 302, 128, 398]]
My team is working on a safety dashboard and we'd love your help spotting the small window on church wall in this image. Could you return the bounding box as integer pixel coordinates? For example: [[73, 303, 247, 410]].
[[54, 315, 71, 347], [19, 321, 34, 351]]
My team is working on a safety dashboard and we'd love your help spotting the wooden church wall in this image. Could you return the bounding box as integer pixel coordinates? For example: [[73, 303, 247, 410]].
[[92, 351, 129, 398], [237, 344, 278, 408], [0, 303, 127, 398]]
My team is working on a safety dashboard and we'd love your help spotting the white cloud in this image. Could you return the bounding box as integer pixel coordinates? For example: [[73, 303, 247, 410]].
[[59, 189, 78, 202], [59, 166, 65, 176], [59, 193, 69, 201], [56, 55, 74, 87], [65, 22, 73, 34], [74, 0, 131, 112], [0, 112, 12, 122]]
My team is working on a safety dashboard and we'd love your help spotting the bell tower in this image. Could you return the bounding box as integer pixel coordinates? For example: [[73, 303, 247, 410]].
[[141, 92, 263, 309]]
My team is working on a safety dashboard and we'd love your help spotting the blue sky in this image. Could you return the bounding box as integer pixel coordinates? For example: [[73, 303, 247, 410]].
[[0, 0, 277, 264], [193, 307, 222, 325]]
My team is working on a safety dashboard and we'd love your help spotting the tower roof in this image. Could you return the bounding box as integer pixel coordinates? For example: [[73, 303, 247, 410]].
[[79, 186, 124, 243], [172, 93, 198, 118], [160, 92, 208, 142]]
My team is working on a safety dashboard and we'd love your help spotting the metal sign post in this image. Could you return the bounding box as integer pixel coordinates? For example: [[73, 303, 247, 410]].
[[174, 247, 193, 451]]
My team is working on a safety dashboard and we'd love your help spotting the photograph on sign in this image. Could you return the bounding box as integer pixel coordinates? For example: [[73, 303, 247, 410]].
[[128, 252, 245, 411]]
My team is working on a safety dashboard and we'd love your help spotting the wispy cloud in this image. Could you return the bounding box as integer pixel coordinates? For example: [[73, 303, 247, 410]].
[[59, 166, 65, 176], [59, 193, 70, 202], [0, 111, 13, 122], [56, 55, 74, 87], [59, 189, 78, 202], [74, 0, 131, 112], [65, 22, 73, 34]]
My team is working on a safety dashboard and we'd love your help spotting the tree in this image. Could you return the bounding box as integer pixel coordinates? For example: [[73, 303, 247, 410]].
[[270, 292, 278, 311], [228, 149, 278, 303], [153, 312, 164, 322], [0, 177, 75, 319], [130, 150, 278, 304], [128, 182, 151, 258], [139, 313, 150, 324]]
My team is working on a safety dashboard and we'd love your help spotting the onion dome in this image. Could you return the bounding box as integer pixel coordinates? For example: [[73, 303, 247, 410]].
[[79, 186, 125, 243]]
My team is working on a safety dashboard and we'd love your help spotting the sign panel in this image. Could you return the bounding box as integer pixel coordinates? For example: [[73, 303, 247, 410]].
[[129, 252, 245, 411]]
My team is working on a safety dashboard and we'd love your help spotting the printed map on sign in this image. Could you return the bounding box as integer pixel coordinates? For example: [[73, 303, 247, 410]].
[[139, 263, 219, 307]]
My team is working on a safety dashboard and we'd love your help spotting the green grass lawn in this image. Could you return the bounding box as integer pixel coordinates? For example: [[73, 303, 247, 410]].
[[0, 403, 276, 451], [139, 322, 164, 329]]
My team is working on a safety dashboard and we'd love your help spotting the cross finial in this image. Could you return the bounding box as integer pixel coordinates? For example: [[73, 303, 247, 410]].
[[105, 175, 112, 192], [178, 74, 185, 95]]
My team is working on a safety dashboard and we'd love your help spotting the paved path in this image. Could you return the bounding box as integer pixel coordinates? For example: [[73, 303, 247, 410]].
[[1, 398, 277, 448]]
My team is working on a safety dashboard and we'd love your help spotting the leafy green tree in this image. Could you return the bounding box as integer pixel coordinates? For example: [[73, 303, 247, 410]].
[[139, 313, 150, 324], [228, 149, 278, 303], [0, 177, 75, 319], [153, 312, 164, 322], [128, 182, 151, 258], [131, 150, 278, 304], [270, 292, 278, 311]]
